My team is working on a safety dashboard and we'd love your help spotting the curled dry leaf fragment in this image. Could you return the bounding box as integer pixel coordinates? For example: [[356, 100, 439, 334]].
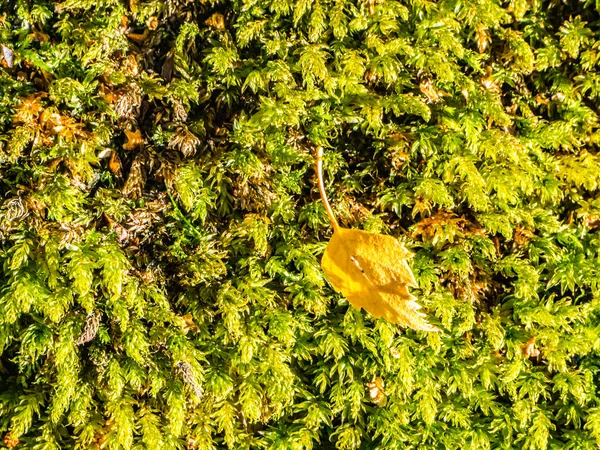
[[146, 16, 159, 30], [316, 147, 438, 332], [389, 346, 401, 358], [127, 29, 150, 44], [3, 433, 18, 449], [205, 13, 226, 30], [109, 151, 122, 175], [2, 44, 13, 68], [522, 336, 540, 358], [181, 313, 199, 333], [367, 376, 387, 406]]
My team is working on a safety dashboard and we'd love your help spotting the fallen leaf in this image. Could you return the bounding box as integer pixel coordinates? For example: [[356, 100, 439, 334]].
[[321, 227, 438, 331], [316, 146, 438, 332]]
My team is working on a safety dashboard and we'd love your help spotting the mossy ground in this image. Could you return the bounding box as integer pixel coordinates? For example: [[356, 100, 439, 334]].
[[1, 0, 600, 448]]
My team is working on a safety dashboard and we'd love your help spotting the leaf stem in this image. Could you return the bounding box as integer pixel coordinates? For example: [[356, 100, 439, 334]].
[[316, 147, 339, 231]]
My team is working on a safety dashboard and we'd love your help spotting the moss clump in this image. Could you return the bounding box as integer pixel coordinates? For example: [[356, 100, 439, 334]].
[[1, 0, 600, 448]]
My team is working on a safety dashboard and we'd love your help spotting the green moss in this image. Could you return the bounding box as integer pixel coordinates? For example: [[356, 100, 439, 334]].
[[1, 0, 600, 448]]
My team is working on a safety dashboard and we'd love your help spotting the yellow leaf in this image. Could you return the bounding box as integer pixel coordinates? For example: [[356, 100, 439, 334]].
[[321, 227, 438, 331], [315, 146, 438, 332]]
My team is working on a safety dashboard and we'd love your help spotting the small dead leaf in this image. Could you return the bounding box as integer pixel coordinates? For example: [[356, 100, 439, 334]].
[[127, 29, 149, 44], [28, 31, 50, 42], [181, 314, 199, 332], [205, 13, 225, 30], [109, 151, 122, 175], [367, 376, 387, 406], [123, 129, 143, 150], [475, 23, 490, 53], [321, 227, 438, 331], [513, 226, 534, 246], [3, 433, 18, 449], [146, 16, 159, 30], [389, 346, 401, 358], [522, 337, 540, 358], [2, 44, 13, 68]]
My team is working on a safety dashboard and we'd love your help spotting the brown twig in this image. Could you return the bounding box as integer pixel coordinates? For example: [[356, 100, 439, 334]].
[[316, 147, 339, 231]]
